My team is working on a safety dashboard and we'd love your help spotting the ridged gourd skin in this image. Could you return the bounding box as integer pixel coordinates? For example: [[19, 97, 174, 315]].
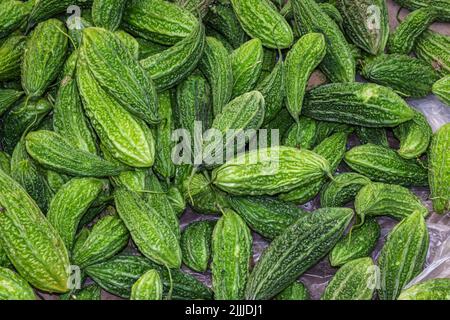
[[0, 35, 26, 81], [167, 186, 186, 217], [415, 30, 450, 76], [123, 0, 198, 45], [433, 75, 450, 106], [29, 0, 93, 25], [398, 279, 450, 300], [356, 126, 389, 147], [429, 123, 450, 214], [205, 3, 247, 49], [92, 0, 127, 31], [274, 282, 309, 300], [114, 189, 182, 269], [393, 0, 450, 22], [140, 21, 205, 91], [0, 89, 23, 117], [285, 33, 326, 122], [1, 97, 52, 154], [291, 0, 355, 83], [303, 83, 415, 127], [245, 208, 354, 300], [177, 0, 213, 18], [388, 7, 438, 54], [21, 19, 68, 98], [361, 54, 439, 98], [10, 140, 54, 213], [279, 131, 349, 204], [378, 210, 429, 300], [72, 215, 129, 269], [283, 117, 317, 150], [77, 57, 155, 168], [24, 130, 126, 177], [47, 178, 107, 250], [53, 51, 98, 155], [0, 152, 11, 176], [230, 0, 293, 49], [175, 73, 213, 151], [212, 146, 331, 196], [344, 144, 429, 186], [393, 110, 432, 159], [313, 121, 351, 147], [115, 30, 140, 60], [0, 0, 31, 38], [153, 91, 176, 180], [80, 27, 159, 125], [355, 182, 428, 222], [320, 173, 371, 207], [60, 284, 102, 300], [0, 169, 70, 293], [329, 219, 380, 267], [0, 267, 35, 300], [212, 210, 252, 300], [257, 60, 284, 125], [198, 36, 233, 116], [130, 269, 163, 300], [85, 255, 212, 299], [321, 257, 377, 300], [227, 196, 308, 240], [263, 108, 295, 145], [230, 39, 263, 98], [335, 0, 389, 55], [181, 221, 215, 273], [202, 91, 265, 167]]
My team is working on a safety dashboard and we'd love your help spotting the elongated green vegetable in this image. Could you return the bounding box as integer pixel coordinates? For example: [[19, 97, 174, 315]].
[[275, 282, 309, 300], [433, 75, 450, 106], [320, 173, 371, 207], [131, 269, 163, 300], [0, 0, 31, 38], [0, 267, 35, 300], [0, 35, 26, 82], [0, 89, 23, 118], [92, 0, 127, 31], [181, 220, 215, 273], [398, 279, 450, 300]]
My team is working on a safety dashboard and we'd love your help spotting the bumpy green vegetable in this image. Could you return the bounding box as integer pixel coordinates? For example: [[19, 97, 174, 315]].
[[54, 51, 97, 155], [415, 30, 450, 76], [246, 208, 353, 300], [230, 0, 294, 49], [47, 178, 107, 250], [212, 210, 252, 300], [92, 0, 127, 31], [257, 60, 284, 124], [429, 123, 450, 214], [60, 284, 101, 300], [283, 117, 317, 150], [181, 220, 215, 273], [329, 219, 380, 267], [0, 35, 26, 81], [123, 0, 197, 45], [0, 267, 35, 300], [72, 215, 129, 268], [0, 152, 11, 176], [177, 0, 213, 17], [274, 282, 309, 300], [115, 30, 140, 59], [29, 0, 93, 25], [398, 279, 450, 300], [0, 89, 22, 117], [25, 130, 126, 177], [389, 7, 438, 54], [361, 54, 439, 97], [199, 36, 233, 116], [230, 39, 263, 98], [335, 0, 389, 55], [131, 269, 163, 300], [291, 0, 355, 83], [206, 3, 246, 48], [114, 189, 181, 268], [1, 97, 52, 154], [81, 27, 159, 125], [433, 75, 450, 106], [356, 127, 389, 147], [85, 255, 212, 299], [212, 146, 330, 196], [0, 169, 70, 293], [322, 258, 377, 300], [378, 210, 429, 300], [393, 0, 450, 22], [320, 173, 371, 207], [21, 19, 68, 98], [140, 21, 205, 91], [303, 83, 415, 127], [0, 0, 31, 38], [77, 55, 155, 168], [227, 196, 307, 239], [285, 33, 326, 121], [393, 110, 432, 159], [344, 144, 429, 186]]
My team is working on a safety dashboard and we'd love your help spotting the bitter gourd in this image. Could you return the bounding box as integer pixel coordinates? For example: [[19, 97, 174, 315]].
[[181, 220, 215, 273], [320, 173, 371, 207], [274, 282, 309, 300], [398, 279, 450, 300], [433, 75, 450, 106], [415, 30, 450, 76], [92, 0, 127, 31], [0, 267, 35, 300], [0, 35, 26, 82], [131, 269, 163, 300]]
